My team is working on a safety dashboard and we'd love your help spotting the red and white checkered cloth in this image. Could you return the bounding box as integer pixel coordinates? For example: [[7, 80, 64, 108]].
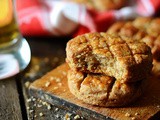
[[16, 0, 160, 37]]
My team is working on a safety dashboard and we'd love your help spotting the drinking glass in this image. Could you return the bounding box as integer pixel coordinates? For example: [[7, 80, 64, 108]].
[[0, 0, 31, 79]]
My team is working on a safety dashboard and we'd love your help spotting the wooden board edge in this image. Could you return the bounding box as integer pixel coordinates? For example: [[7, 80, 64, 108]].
[[29, 87, 113, 120]]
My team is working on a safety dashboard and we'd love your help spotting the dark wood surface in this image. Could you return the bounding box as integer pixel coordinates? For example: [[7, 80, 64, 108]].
[[29, 63, 160, 120], [0, 36, 84, 120], [20, 36, 80, 120], [0, 78, 23, 120], [0, 36, 160, 120]]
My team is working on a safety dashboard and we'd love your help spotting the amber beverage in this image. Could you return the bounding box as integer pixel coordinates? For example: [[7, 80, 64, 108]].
[[0, 0, 20, 50]]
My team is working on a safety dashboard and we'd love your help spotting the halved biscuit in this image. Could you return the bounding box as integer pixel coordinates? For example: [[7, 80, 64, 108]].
[[66, 33, 152, 83]]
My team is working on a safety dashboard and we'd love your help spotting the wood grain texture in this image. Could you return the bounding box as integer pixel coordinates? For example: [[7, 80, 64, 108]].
[[30, 63, 160, 120], [20, 38, 85, 120], [0, 78, 22, 120], [21, 58, 82, 120]]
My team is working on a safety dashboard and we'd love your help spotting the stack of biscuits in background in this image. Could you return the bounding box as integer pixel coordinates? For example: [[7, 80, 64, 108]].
[[66, 32, 153, 107], [107, 17, 160, 75]]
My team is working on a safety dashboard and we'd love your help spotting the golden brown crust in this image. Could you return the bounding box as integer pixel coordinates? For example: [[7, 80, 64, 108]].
[[67, 69, 143, 107], [132, 17, 152, 31], [67, 0, 126, 11], [66, 0, 94, 10], [107, 17, 160, 62], [92, 0, 126, 11], [107, 21, 126, 34], [107, 21, 146, 40], [66, 32, 152, 83], [132, 17, 160, 37], [66, 32, 152, 107]]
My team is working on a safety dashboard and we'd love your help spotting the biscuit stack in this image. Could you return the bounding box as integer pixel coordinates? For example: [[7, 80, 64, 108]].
[[66, 32, 152, 107], [107, 17, 160, 74]]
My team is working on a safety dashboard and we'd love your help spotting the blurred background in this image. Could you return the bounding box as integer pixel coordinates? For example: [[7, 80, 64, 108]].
[[16, 0, 160, 37]]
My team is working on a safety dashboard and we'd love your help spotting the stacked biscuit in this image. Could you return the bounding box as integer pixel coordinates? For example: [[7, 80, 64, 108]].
[[66, 32, 152, 107], [107, 17, 160, 74]]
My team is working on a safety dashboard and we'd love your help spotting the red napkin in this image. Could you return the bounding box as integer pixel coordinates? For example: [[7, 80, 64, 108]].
[[16, 0, 160, 37]]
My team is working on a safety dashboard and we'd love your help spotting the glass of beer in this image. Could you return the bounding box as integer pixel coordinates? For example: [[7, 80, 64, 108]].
[[0, 0, 31, 79], [0, 0, 20, 50]]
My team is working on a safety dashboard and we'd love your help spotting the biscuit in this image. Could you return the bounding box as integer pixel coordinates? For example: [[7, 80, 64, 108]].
[[133, 17, 160, 37], [66, 32, 152, 83], [67, 0, 126, 11], [68, 70, 143, 107], [132, 17, 152, 31], [67, 0, 94, 10], [107, 22, 146, 40], [92, 0, 126, 11], [107, 18, 160, 61]]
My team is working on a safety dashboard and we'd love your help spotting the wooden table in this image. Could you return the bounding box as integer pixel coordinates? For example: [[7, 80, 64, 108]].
[[1, 36, 160, 120], [0, 36, 82, 120]]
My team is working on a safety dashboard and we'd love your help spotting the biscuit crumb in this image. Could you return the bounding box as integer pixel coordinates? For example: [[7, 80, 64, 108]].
[[39, 112, 44, 116], [64, 113, 71, 120], [29, 110, 34, 113], [45, 81, 51, 87], [37, 104, 42, 107], [32, 97, 36, 101], [55, 78, 61, 82], [132, 117, 136, 120], [135, 112, 139, 115], [125, 112, 131, 117], [74, 115, 80, 119], [25, 81, 31, 88], [27, 98, 32, 103], [53, 87, 58, 90], [42, 101, 47, 106], [49, 76, 61, 82], [47, 104, 51, 110], [58, 83, 62, 86], [55, 108, 59, 111]]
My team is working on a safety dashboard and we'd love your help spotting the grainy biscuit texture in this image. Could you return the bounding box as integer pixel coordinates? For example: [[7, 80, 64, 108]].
[[107, 17, 160, 74], [66, 33, 152, 83], [66, 32, 152, 107], [68, 70, 143, 107]]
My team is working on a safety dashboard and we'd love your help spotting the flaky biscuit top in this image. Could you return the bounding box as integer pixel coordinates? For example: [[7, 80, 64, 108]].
[[107, 18, 160, 61], [66, 32, 152, 83]]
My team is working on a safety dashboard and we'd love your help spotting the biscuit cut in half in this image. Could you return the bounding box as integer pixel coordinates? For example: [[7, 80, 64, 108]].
[[66, 33, 152, 83]]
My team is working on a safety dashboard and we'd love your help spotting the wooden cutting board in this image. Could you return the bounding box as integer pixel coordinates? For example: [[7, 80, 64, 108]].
[[29, 63, 160, 120]]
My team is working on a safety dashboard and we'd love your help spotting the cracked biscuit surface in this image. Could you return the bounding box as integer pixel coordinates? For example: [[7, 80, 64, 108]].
[[66, 32, 152, 83], [107, 18, 160, 74], [67, 70, 143, 107], [107, 18, 160, 61], [66, 32, 152, 107]]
